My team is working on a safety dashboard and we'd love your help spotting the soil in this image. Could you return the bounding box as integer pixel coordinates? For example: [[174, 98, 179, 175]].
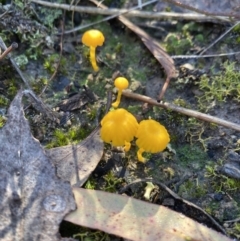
[[1, 0, 240, 240]]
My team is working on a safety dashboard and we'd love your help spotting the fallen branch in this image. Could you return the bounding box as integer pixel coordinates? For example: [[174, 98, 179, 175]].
[[30, 0, 231, 23], [122, 90, 240, 132], [0, 38, 30, 88], [199, 21, 240, 55]]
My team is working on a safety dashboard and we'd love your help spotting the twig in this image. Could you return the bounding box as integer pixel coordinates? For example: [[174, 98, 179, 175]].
[[199, 21, 240, 56], [158, 76, 171, 100], [225, 217, 240, 223], [31, 0, 158, 34], [162, 0, 240, 21], [23, 90, 60, 122], [0, 37, 31, 89], [122, 90, 240, 132], [29, 0, 231, 23], [171, 51, 240, 59], [0, 42, 18, 61]]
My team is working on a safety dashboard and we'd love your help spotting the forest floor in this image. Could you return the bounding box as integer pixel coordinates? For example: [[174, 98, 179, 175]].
[[1, 0, 240, 240]]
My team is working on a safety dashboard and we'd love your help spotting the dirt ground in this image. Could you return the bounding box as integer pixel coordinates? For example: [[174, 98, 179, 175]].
[[1, 0, 240, 240]]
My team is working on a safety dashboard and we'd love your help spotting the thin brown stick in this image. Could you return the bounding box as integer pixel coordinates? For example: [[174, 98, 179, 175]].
[[162, 0, 240, 20], [122, 90, 240, 132], [29, 0, 232, 23], [199, 21, 240, 56], [0, 38, 30, 88], [0, 42, 18, 61], [158, 76, 171, 100]]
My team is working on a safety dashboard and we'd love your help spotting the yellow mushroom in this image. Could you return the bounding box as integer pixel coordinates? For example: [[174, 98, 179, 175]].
[[136, 119, 170, 162], [100, 108, 139, 151], [112, 77, 129, 108], [82, 29, 105, 71]]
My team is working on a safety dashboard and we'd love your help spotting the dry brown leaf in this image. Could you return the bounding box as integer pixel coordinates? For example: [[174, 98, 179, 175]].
[[0, 90, 75, 241], [46, 128, 104, 187], [65, 187, 232, 241]]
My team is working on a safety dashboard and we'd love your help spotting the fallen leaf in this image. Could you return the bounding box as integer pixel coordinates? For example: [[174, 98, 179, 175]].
[[65, 187, 232, 241], [0, 90, 76, 241], [46, 127, 104, 187], [57, 86, 98, 112]]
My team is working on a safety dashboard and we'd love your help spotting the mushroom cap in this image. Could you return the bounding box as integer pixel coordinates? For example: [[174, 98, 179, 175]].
[[136, 119, 170, 153], [100, 108, 139, 147], [114, 77, 129, 90], [82, 29, 105, 47]]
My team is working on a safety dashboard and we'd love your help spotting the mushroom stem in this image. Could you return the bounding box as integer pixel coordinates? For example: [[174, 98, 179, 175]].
[[112, 90, 123, 108], [124, 141, 131, 152], [89, 46, 99, 71], [137, 148, 146, 163]]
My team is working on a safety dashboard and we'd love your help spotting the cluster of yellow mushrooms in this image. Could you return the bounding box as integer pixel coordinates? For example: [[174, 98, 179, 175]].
[[82, 29, 170, 163]]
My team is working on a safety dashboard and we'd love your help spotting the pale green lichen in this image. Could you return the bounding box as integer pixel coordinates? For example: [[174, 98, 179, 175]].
[[197, 61, 240, 111]]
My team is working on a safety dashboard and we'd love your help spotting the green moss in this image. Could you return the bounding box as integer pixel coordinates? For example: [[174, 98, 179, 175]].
[[14, 54, 28, 69], [73, 228, 110, 241], [126, 105, 141, 115], [103, 171, 123, 193], [172, 98, 189, 108], [204, 200, 221, 216], [46, 126, 91, 148], [87, 106, 98, 121], [38, 5, 62, 28], [0, 95, 9, 107], [205, 162, 240, 193], [195, 34, 204, 43], [84, 177, 97, 190], [176, 144, 209, 169], [186, 117, 215, 151], [197, 61, 240, 111], [0, 116, 7, 128], [43, 54, 68, 75], [60, 221, 111, 241], [165, 33, 192, 55], [43, 60, 55, 74], [232, 223, 240, 238], [32, 77, 48, 94], [178, 179, 207, 199]]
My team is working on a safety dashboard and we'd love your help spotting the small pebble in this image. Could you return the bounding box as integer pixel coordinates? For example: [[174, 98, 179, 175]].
[[213, 192, 224, 202], [219, 162, 240, 180], [228, 150, 240, 162]]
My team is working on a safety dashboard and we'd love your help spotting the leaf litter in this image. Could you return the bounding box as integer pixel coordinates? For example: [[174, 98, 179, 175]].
[[46, 127, 103, 187], [0, 90, 75, 241], [0, 0, 240, 240]]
